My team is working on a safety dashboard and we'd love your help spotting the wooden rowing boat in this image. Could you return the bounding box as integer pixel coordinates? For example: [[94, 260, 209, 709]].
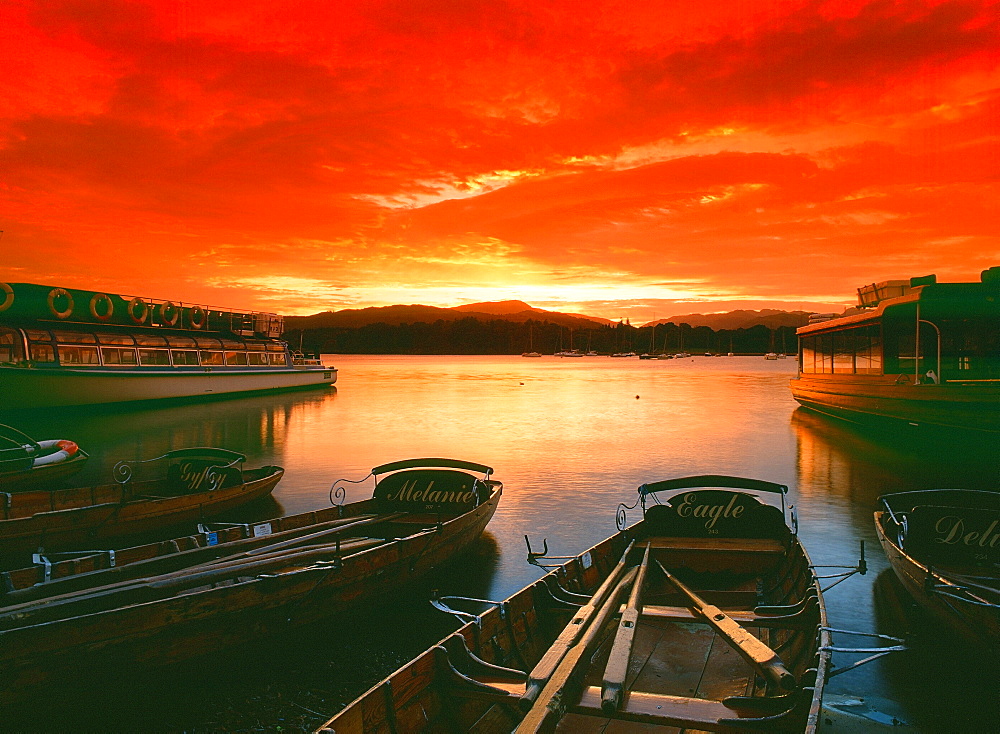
[[0, 447, 282, 556], [318, 475, 829, 733], [0, 423, 89, 491], [875, 488, 1000, 647], [0, 457, 501, 709]]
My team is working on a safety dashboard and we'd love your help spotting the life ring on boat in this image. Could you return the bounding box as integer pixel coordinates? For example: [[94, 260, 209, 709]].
[[159, 301, 179, 327], [0, 282, 13, 312], [127, 297, 149, 324], [189, 305, 207, 330], [89, 292, 114, 321], [47, 288, 74, 319], [30, 439, 80, 467]]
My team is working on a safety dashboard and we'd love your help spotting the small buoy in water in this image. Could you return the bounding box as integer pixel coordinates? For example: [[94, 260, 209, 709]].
[[520, 382, 524, 385], [635, 395, 640, 399]]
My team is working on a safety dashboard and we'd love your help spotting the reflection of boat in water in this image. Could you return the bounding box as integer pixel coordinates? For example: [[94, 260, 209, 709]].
[[0, 448, 282, 556], [875, 489, 1000, 647], [790, 269, 1000, 432], [320, 475, 829, 733], [0, 423, 88, 490], [0, 282, 336, 409], [0, 458, 502, 708]]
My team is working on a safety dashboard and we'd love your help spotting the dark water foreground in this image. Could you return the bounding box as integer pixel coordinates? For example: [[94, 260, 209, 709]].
[[4, 355, 999, 732]]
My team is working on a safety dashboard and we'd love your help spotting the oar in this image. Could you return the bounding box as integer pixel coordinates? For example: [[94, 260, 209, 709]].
[[520, 539, 635, 707], [601, 542, 651, 712], [655, 560, 796, 691], [516, 567, 638, 734]]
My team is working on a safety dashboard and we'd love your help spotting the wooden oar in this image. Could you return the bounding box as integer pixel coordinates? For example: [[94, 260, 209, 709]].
[[516, 567, 638, 733], [601, 542, 651, 712], [520, 540, 635, 707], [655, 560, 796, 691]]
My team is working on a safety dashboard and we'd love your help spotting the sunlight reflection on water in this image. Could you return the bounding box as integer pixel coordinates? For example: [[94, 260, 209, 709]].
[[14, 354, 999, 731]]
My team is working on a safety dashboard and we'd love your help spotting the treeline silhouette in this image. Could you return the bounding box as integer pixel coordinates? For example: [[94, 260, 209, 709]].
[[284, 319, 798, 355]]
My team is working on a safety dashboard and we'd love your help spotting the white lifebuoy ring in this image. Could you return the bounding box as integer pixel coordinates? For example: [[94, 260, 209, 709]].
[[30, 439, 80, 468], [128, 297, 149, 324], [0, 282, 13, 312], [48, 288, 74, 319], [89, 292, 114, 321], [189, 305, 207, 330], [160, 301, 179, 327]]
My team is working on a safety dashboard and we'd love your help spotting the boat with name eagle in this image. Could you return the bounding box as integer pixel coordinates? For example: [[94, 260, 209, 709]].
[[318, 474, 830, 734], [790, 268, 1000, 432], [0, 457, 501, 709], [0, 281, 336, 409]]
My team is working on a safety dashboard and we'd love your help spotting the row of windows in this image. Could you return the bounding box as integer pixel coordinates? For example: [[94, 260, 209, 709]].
[[23, 330, 285, 352], [800, 325, 883, 375], [28, 345, 289, 368]]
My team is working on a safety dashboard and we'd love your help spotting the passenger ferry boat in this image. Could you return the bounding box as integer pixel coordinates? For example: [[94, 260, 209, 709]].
[[790, 268, 1000, 432], [0, 282, 336, 409]]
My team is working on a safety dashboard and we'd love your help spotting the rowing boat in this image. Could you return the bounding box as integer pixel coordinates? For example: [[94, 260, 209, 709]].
[[0, 423, 89, 491], [0, 457, 501, 710], [0, 447, 282, 556], [318, 474, 829, 733], [875, 488, 1000, 647]]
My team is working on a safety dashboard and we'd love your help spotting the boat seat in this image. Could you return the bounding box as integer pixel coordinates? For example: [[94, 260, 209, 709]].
[[638, 601, 818, 630], [572, 686, 798, 728], [648, 537, 787, 554]]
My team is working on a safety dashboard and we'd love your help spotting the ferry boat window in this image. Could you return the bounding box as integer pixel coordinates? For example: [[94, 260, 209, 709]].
[[102, 347, 138, 365], [248, 352, 268, 366], [135, 335, 168, 347], [138, 349, 171, 366], [833, 331, 855, 373], [245, 342, 267, 351], [225, 351, 249, 366], [53, 331, 97, 344], [25, 329, 53, 342], [30, 344, 56, 362], [201, 351, 225, 366], [818, 334, 833, 373], [268, 352, 289, 365], [221, 339, 244, 350], [98, 334, 136, 346], [57, 345, 100, 365], [166, 336, 197, 348], [800, 336, 817, 373], [0, 330, 22, 363], [171, 350, 199, 365], [265, 343, 286, 352], [196, 337, 223, 349]]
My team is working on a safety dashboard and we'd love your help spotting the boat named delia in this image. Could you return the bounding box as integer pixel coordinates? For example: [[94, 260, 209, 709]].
[[0, 282, 336, 410], [790, 268, 1000, 432]]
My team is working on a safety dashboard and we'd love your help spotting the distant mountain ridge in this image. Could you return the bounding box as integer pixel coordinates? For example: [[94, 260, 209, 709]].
[[646, 309, 812, 330], [285, 301, 613, 330]]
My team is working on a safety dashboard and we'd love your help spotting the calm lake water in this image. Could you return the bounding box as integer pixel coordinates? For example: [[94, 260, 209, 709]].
[[10, 355, 1000, 732]]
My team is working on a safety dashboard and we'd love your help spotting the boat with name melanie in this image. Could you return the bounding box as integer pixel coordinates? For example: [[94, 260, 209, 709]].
[[318, 474, 829, 734], [0, 457, 501, 709], [790, 268, 1000, 432], [0, 281, 336, 409]]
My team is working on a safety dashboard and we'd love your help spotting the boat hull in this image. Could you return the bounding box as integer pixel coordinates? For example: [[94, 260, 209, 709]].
[[790, 374, 1000, 432], [0, 468, 283, 555], [0, 487, 500, 708], [874, 511, 1000, 646], [0, 364, 336, 410], [320, 517, 828, 733]]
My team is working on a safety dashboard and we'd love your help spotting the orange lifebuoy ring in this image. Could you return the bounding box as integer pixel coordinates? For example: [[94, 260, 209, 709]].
[[0, 282, 13, 312], [47, 288, 74, 319], [189, 305, 207, 330], [160, 301, 179, 327], [89, 293, 114, 321], [128, 297, 148, 324]]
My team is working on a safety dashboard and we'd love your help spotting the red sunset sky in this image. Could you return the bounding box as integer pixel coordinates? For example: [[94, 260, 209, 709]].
[[1, 0, 998, 320]]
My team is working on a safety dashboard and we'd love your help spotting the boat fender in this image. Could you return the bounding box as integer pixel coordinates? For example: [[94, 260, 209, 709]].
[[0, 282, 13, 312], [47, 288, 74, 319], [89, 292, 114, 321], [128, 297, 149, 324], [160, 301, 180, 327], [31, 440, 80, 468], [189, 305, 207, 330]]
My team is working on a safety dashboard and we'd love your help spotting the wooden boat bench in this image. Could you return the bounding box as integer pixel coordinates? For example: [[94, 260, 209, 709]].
[[648, 537, 787, 555]]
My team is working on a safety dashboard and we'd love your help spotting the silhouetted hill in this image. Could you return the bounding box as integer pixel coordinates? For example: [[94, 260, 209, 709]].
[[285, 302, 610, 330], [646, 309, 811, 330]]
